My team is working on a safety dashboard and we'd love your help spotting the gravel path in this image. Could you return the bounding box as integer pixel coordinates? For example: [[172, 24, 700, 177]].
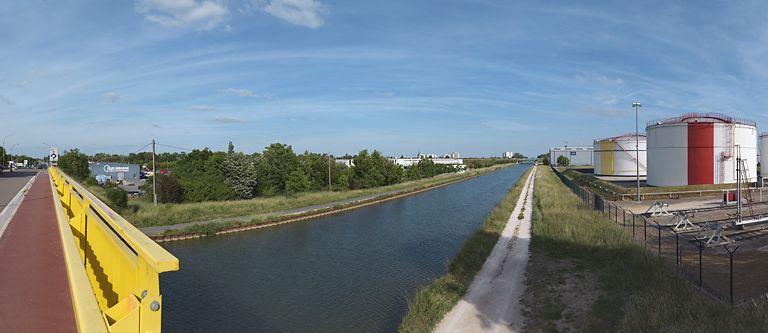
[[434, 166, 536, 333]]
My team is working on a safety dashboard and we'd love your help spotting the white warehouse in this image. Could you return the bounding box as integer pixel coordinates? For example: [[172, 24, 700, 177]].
[[549, 146, 594, 166]]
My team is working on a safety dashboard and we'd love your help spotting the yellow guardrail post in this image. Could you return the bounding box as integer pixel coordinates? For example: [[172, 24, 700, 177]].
[[48, 167, 179, 332]]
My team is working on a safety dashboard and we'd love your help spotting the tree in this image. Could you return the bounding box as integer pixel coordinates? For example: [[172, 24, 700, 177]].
[[406, 158, 455, 181], [222, 152, 257, 199], [172, 149, 235, 202], [557, 155, 570, 167], [512, 152, 527, 159], [348, 150, 402, 189], [257, 143, 300, 196], [59, 148, 91, 180], [537, 153, 550, 165], [285, 169, 311, 194], [157, 174, 184, 203]]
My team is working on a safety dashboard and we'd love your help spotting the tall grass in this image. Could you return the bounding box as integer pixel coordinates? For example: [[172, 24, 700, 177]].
[[526, 167, 768, 332], [123, 164, 512, 228], [398, 167, 533, 333]]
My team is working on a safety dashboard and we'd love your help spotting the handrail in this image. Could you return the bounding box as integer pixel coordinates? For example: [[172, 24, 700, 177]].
[[49, 174, 109, 332], [49, 167, 179, 332]]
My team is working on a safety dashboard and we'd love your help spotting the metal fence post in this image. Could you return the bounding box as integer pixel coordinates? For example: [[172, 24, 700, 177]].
[[632, 214, 636, 238], [672, 229, 679, 266], [643, 216, 647, 247], [697, 240, 704, 288], [724, 245, 739, 305]]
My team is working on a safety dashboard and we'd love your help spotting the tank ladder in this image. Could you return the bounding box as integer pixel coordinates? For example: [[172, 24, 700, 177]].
[[738, 157, 754, 217]]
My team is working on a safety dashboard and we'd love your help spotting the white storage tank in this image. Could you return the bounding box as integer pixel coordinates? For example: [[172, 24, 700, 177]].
[[593, 134, 647, 177], [760, 133, 768, 178], [646, 113, 757, 187]]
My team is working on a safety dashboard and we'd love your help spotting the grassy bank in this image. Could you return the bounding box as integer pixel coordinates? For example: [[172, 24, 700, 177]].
[[562, 168, 749, 199], [122, 164, 516, 228], [397, 166, 533, 332], [523, 167, 768, 332]]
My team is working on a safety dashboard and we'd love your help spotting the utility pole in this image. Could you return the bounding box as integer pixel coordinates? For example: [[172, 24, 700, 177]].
[[328, 154, 332, 191], [633, 102, 642, 201], [152, 139, 157, 206]]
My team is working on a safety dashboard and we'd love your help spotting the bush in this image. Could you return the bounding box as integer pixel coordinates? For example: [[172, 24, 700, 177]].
[[58, 148, 90, 180], [157, 174, 184, 203], [105, 186, 128, 210], [556, 155, 570, 167]]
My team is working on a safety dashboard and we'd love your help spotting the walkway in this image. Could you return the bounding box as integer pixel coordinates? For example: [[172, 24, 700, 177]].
[[435, 166, 536, 333], [0, 172, 76, 332]]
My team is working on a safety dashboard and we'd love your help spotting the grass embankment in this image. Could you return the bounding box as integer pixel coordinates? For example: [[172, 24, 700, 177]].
[[398, 167, 533, 332], [123, 164, 515, 228], [562, 168, 745, 199], [523, 167, 768, 332]]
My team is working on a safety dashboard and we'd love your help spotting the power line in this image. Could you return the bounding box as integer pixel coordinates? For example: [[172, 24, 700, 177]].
[[155, 143, 193, 151]]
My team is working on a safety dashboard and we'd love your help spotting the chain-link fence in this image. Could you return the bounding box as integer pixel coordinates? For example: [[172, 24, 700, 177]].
[[551, 166, 758, 305]]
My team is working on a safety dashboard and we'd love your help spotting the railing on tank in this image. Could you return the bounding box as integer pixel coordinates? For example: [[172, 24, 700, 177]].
[[49, 167, 179, 332]]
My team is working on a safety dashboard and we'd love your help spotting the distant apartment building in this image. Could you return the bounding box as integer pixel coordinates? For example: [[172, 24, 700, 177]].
[[503, 152, 515, 158], [549, 146, 594, 166], [335, 159, 354, 167]]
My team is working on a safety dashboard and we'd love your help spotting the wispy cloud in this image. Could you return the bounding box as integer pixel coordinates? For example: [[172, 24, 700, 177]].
[[190, 104, 216, 112], [218, 87, 254, 97], [0, 94, 14, 105], [580, 107, 625, 117], [481, 120, 540, 132], [102, 91, 120, 103], [213, 116, 246, 123], [249, 0, 328, 29], [135, 0, 228, 30]]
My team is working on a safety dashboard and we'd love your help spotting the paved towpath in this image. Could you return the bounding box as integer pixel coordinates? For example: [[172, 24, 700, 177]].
[[435, 166, 536, 333]]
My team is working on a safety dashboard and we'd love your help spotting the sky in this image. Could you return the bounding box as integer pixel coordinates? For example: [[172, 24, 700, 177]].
[[2, 0, 768, 158]]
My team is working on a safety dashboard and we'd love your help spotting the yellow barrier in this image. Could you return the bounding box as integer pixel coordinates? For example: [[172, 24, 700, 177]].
[[49, 168, 179, 332]]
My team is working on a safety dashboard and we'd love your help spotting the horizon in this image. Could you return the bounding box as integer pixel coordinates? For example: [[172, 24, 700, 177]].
[[3, 1, 768, 158]]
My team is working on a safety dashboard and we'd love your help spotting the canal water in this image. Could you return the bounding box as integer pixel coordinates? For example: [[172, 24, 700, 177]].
[[161, 165, 528, 332]]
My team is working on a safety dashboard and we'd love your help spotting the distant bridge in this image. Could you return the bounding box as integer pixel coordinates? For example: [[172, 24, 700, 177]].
[[0, 168, 179, 332]]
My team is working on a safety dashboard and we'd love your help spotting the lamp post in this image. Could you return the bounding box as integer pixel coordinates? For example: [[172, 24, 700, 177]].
[[2, 134, 10, 167], [632, 102, 642, 201]]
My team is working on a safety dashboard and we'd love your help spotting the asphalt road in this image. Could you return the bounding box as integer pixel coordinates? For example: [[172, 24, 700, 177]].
[[0, 170, 39, 210]]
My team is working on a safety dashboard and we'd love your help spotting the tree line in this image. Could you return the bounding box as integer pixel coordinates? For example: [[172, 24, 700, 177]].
[[59, 143, 484, 205]]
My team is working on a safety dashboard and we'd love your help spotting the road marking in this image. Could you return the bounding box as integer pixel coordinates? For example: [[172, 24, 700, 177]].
[[0, 173, 39, 240]]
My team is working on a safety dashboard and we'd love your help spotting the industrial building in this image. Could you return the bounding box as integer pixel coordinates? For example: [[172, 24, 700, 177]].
[[89, 162, 141, 184], [391, 157, 464, 168], [646, 113, 757, 186], [549, 146, 593, 166], [593, 134, 647, 177]]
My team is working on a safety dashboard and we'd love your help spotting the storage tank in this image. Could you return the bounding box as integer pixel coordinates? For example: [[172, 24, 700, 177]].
[[646, 113, 757, 187], [593, 134, 647, 177], [760, 133, 768, 178]]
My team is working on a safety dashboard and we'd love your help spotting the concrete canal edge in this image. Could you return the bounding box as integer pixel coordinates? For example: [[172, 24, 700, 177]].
[[397, 165, 534, 332], [150, 164, 525, 243]]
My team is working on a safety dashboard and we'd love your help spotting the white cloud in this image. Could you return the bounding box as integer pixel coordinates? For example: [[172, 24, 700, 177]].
[[256, 0, 327, 29], [103, 91, 120, 103], [136, 0, 228, 30], [213, 116, 245, 123], [218, 88, 254, 97], [190, 104, 216, 112], [218, 88, 275, 99]]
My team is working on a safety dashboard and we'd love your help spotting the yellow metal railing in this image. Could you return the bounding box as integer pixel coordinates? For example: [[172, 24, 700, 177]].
[[49, 168, 179, 332]]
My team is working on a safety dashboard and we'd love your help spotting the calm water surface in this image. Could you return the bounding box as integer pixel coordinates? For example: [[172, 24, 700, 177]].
[[162, 165, 527, 332]]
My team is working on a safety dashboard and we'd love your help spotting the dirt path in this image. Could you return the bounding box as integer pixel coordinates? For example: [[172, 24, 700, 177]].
[[434, 166, 536, 333]]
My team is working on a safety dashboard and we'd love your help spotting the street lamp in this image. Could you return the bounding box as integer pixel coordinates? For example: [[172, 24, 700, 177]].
[[632, 102, 642, 201], [2, 134, 11, 166]]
